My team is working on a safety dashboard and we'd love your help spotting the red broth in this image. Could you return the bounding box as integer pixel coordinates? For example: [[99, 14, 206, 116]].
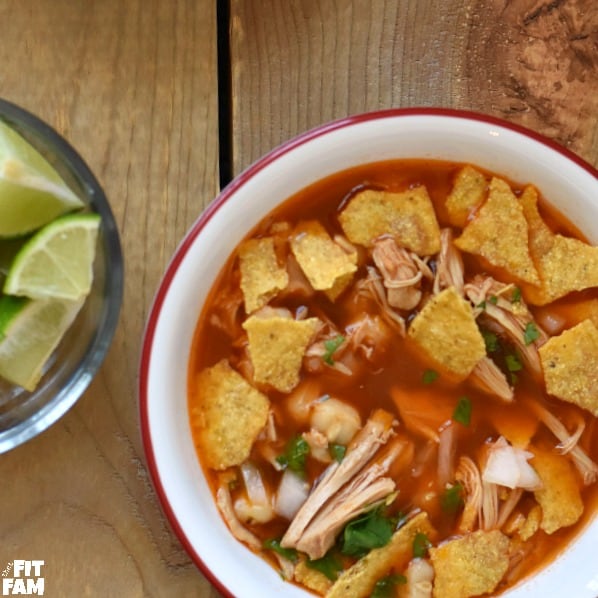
[[188, 160, 598, 595]]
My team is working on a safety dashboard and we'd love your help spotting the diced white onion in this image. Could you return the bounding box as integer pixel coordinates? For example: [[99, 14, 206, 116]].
[[275, 470, 310, 520], [482, 437, 542, 491], [240, 461, 269, 505]]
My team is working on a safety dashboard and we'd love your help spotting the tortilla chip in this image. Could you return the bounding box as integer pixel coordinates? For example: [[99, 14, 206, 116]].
[[239, 237, 288, 313], [338, 187, 441, 255], [192, 359, 270, 470], [538, 319, 598, 417], [521, 186, 598, 305], [531, 448, 583, 534], [326, 512, 435, 598], [446, 165, 488, 227], [295, 561, 332, 594], [243, 313, 321, 393], [455, 177, 540, 285], [290, 221, 357, 296], [518, 504, 542, 541], [430, 530, 510, 598], [408, 287, 486, 381]]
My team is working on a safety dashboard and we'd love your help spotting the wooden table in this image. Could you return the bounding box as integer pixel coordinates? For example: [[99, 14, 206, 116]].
[[0, 1, 595, 596]]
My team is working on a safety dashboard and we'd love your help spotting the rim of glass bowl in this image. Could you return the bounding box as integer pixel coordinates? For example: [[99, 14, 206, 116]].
[[139, 107, 598, 598], [0, 98, 123, 453]]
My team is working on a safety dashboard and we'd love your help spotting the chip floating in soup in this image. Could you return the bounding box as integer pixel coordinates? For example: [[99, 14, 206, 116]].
[[188, 161, 598, 598]]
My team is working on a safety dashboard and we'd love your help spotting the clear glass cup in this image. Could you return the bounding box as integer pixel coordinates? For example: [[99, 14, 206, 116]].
[[0, 98, 123, 453]]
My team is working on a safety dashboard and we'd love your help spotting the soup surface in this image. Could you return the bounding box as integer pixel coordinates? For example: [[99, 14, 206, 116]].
[[188, 160, 598, 597]]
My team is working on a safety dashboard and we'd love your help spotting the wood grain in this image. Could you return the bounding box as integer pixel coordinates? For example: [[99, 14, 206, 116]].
[[230, 0, 598, 174], [0, 2, 220, 597]]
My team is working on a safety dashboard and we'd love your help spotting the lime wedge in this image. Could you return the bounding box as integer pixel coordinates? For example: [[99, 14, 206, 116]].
[[0, 120, 84, 238], [3, 213, 100, 301], [0, 295, 83, 391]]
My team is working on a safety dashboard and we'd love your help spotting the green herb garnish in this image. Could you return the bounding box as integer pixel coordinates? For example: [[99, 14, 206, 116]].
[[523, 322, 540, 345], [481, 329, 499, 353], [422, 369, 439, 384], [323, 334, 345, 365], [329, 443, 346, 463], [505, 352, 522, 372], [263, 539, 299, 563], [371, 574, 407, 598], [511, 287, 522, 303], [341, 508, 395, 558], [412, 532, 432, 558], [489, 295, 498, 305], [441, 483, 464, 513], [306, 552, 343, 581], [453, 396, 472, 426], [276, 436, 310, 474], [476, 300, 487, 310]]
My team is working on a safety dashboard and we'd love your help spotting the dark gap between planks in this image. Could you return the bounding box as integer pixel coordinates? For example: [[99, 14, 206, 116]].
[[217, 0, 233, 189]]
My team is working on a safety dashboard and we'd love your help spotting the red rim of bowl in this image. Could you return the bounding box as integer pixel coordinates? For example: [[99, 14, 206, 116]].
[[138, 107, 598, 597]]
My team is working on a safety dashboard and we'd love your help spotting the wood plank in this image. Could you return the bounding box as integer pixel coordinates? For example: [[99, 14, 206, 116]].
[[230, 0, 598, 174], [0, 1, 221, 596]]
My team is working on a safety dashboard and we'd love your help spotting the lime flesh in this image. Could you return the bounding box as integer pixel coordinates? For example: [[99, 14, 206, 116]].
[[0, 296, 83, 391], [3, 213, 100, 301], [0, 120, 83, 238]]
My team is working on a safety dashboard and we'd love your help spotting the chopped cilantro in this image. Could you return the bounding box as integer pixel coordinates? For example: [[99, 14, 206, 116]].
[[412, 532, 432, 558], [329, 443, 346, 463], [489, 295, 498, 305], [263, 539, 298, 563], [305, 552, 342, 581], [523, 322, 540, 345], [341, 507, 395, 558], [323, 335, 345, 365], [481, 329, 499, 353], [476, 300, 487, 310], [276, 436, 310, 475], [371, 574, 407, 598], [453, 396, 472, 426], [505, 352, 523, 372], [441, 483, 464, 513], [511, 287, 522, 303], [422, 369, 439, 384]]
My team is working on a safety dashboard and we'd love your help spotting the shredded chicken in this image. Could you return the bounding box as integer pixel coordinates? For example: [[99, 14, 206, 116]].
[[456, 456, 482, 533], [496, 488, 524, 529], [526, 399, 598, 485], [438, 424, 457, 488], [281, 410, 396, 556], [293, 469, 396, 558], [216, 485, 261, 549], [465, 275, 548, 377], [345, 314, 392, 361], [470, 356, 514, 401], [355, 266, 407, 335], [372, 238, 431, 310], [209, 284, 244, 337], [481, 480, 499, 530], [433, 228, 464, 295]]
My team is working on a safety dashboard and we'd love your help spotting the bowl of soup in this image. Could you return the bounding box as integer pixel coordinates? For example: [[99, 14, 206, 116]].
[[139, 109, 598, 598]]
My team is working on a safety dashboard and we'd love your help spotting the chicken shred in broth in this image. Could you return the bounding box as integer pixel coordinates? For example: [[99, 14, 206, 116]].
[[188, 160, 598, 598]]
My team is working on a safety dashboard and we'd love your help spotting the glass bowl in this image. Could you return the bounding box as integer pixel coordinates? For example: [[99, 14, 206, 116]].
[[0, 98, 123, 453]]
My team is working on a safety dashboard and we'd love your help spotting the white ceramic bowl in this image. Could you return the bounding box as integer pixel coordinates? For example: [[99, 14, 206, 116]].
[[139, 109, 598, 598]]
